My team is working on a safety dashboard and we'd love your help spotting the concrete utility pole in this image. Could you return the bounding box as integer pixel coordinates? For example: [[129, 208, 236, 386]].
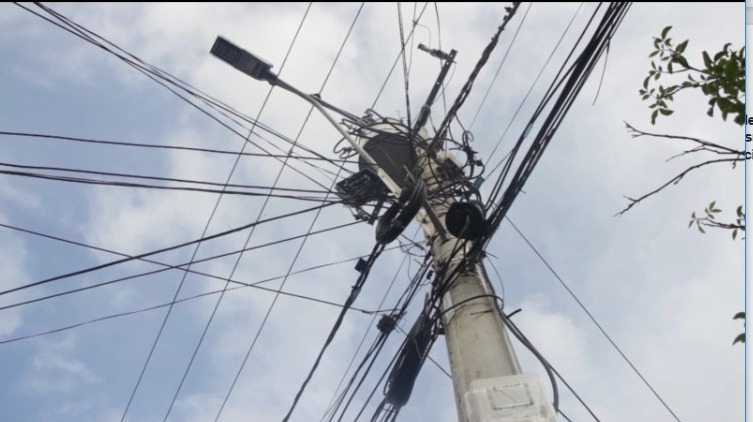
[[209, 34, 556, 422], [373, 122, 556, 422]]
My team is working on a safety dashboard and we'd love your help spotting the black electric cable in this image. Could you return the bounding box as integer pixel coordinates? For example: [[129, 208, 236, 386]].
[[0, 220, 360, 313], [483, 3, 631, 240], [505, 215, 679, 422], [18, 3, 347, 186], [397, 2, 413, 132], [0, 251, 399, 347], [484, 2, 584, 174], [371, 2, 429, 109], [0, 202, 338, 299], [281, 242, 385, 422], [320, 226, 428, 422], [319, 227, 418, 422], [0, 131, 360, 165], [375, 181, 425, 245], [433, 2, 522, 146], [468, 2, 532, 130], [212, 6, 366, 420], [330, 251, 431, 422], [0, 168, 337, 203], [0, 161, 334, 195]]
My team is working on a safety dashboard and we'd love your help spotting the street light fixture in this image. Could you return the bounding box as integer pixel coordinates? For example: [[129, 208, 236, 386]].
[[210, 36, 275, 82], [209, 35, 449, 237]]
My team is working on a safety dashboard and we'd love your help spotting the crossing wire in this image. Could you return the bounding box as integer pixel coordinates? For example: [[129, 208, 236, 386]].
[[0, 166, 338, 203], [0, 131, 360, 165], [484, 2, 584, 175], [151, 5, 325, 421], [0, 220, 360, 313], [0, 161, 332, 195], [0, 251, 400, 347], [468, 2, 532, 130], [0, 202, 339, 299], [371, 2, 429, 109], [211, 5, 366, 421], [17, 2, 348, 187]]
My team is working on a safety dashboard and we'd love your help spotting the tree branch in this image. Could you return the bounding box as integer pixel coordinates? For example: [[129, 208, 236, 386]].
[[624, 122, 742, 155], [615, 157, 742, 216]]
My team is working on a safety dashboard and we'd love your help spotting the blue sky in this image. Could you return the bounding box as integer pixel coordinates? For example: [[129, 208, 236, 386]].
[[0, 3, 746, 422]]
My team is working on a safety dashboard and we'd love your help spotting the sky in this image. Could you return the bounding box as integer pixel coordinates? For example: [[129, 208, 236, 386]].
[[0, 3, 747, 422]]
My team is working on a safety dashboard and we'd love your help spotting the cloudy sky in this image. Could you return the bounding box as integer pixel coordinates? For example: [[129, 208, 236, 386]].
[[0, 3, 746, 422]]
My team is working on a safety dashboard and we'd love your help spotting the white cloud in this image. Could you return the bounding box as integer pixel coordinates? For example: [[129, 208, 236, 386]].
[[0, 3, 745, 422]]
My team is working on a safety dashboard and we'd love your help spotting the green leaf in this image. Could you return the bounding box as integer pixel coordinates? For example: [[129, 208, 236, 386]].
[[676, 40, 688, 53], [702, 51, 712, 68], [661, 25, 672, 39], [736, 205, 743, 217], [688, 220, 694, 228], [649, 50, 659, 58], [659, 108, 673, 116], [733, 333, 745, 345], [734, 312, 745, 320], [698, 225, 706, 234], [651, 109, 658, 124], [732, 229, 738, 240], [676, 55, 689, 68], [709, 201, 716, 210]]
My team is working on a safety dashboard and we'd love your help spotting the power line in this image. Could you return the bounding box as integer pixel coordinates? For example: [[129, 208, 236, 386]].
[[468, 2, 532, 130], [208, 5, 366, 421], [0, 220, 360, 313], [319, 227, 421, 422], [17, 3, 347, 188], [0, 131, 360, 165], [484, 2, 584, 174], [504, 215, 682, 422], [0, 166, 338, 203], [0, 202, 340, 299], [432, 3, 522, 145], [0, 161, 334, 194], [0, 252, 397, 347], [371, 2, 429, 109]]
